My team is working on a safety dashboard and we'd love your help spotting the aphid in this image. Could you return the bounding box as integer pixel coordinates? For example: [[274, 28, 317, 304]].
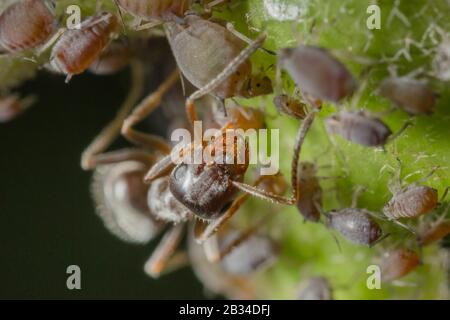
[[380, 247, 420, 282], [114, 0, 193, 22], [277, 45, 356, 103], [297, 277, 333, 300], [88, 40, 131, 75], [325, 208, 383, 246], [383, 161, 448, 221], [379, 77, 437, 115], [0, 94, 36, 123], [204, 226, 279, 275], [165, 15, 272, 122], [212, 104, 266, 131], [50, 12, 119, 82], [326, 111, 395, 147], [273, 94, 307, 119], [0, 0, 55, 53]]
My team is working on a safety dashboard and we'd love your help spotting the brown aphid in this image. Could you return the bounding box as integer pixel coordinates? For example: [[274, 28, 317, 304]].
[[165, 15, 272, 102], [295, 162, 322, 222], [50, 12, 119, 82], [384, 185, 439, 220], [325, 111, 393, 147], [325, 208, 383, 246], [114, 0, 193, 21], [417, 221, 450, 246], [273, 94, 307, 119], [383, 164, 444, 221], [379, 77, 437, 115], [380, 248, 420, 282], [297, 277, 333, 300], [88, 40, 131, 75], [213, 104, 266, 131], [0, 94, 36, 123], [0, 0, 55, 53], [278, 45, 356, 103]]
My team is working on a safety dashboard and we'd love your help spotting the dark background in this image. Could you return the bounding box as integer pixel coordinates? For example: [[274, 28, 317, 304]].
[[0, 64, 206, 299]]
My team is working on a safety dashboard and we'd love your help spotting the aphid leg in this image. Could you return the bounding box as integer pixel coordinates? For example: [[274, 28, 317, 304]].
[[225, 23, 276, 55], [81, 61, 145, 170], [36, 27, 66, 56], [411, 165, 439, 186], [439, 186, 449, 203], [369, 233, 391, 248], [112, 0, 127, 34], [291, 112, 317, 200], [144, 224, 185, 278], [135, 20, 163, 31], [121, 69, 179, 149], [185, 32, 267, 124], [387, 120, 413, 144], [351, 186, 367, 208]]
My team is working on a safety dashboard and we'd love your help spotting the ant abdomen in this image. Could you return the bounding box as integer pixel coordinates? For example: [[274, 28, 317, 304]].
[[92, 160, 163, 244]]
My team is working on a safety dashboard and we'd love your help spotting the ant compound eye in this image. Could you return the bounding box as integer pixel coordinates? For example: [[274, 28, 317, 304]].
[[173, 163, 188, 181]]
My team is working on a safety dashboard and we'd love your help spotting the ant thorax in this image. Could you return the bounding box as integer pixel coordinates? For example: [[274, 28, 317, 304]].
[[92, 160, 163, 244]]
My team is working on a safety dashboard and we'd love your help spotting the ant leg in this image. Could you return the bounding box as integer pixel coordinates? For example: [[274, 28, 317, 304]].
[[197, 193, 250, 243], [81, 60, 145, 170], [122, 68, 179, 136], [204, 215, 270, 263], [185, 32, 267, 124], [225, 23, 276, 55], [144, 154, 176, 183], [232, 180, 294, 205], [86, 149, 156, 168], [291, 112, 316, 200], [144, 224, 185, 278], [198, 175, 289, 243]]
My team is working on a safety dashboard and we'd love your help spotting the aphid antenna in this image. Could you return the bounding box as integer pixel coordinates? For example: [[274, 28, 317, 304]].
[[351, 185, 367, 208], [35, 27, 66, 57], [186, 32, 267, 122], [112, 0, 128, 34]]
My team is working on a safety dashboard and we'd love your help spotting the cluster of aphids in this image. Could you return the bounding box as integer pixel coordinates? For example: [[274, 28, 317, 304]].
[[1, 0, 449, 299]]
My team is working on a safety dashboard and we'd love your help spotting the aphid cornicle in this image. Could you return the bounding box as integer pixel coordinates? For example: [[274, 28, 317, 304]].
[[379, 77, 437, 115], [325, 208, 383, 246], [325, 111, 393, 147], [0, 0, 55, 53], [50, 12, 119, 82], [277, 45, 356, 103], [380, 248, 420, 282], [297, 277, 333, 300]]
